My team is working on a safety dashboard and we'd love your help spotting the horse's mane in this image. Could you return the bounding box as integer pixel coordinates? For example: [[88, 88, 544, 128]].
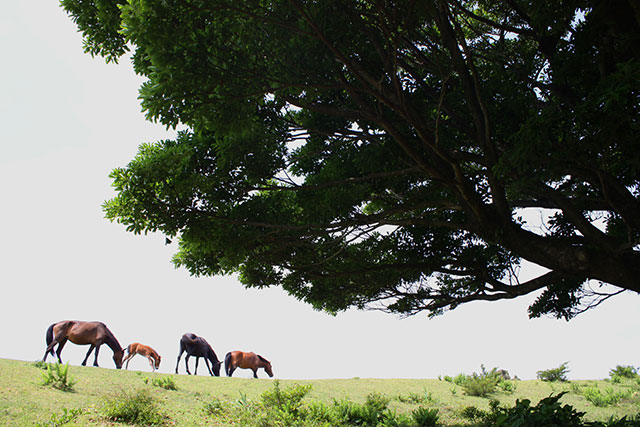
[[104, 326, 123, 351], [257, 354, 270, 364]]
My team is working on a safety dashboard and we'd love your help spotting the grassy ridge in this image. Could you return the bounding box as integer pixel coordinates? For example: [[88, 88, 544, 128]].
[[0, 358, 638, 425]]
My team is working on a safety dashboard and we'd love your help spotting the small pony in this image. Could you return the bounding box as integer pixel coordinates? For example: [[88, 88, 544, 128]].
[[122, 343, 162, 372], [225, 351, 273, 378]]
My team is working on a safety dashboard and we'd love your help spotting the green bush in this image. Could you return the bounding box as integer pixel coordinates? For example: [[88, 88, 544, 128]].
[[151, 375, 178, 390], [537, 362, 570, 382], [493, 392, 585, 427], [203, 397, 226, 416], [460, 365, 501, 397], [610, 365, 638, 379], [101, 389, 166, 426], [40, 363, 76, 392], [411, 407, 439, 427], [582, 386, 631, 407], [260, 379, 312, 421], [34, 407, 82, 426]]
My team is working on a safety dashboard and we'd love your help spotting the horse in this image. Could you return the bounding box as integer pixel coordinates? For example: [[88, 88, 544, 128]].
[[42, 320, 124, 369], [122, 342, 162, 372], [175, 333, 222, 376], [225, 351, 273, 378]]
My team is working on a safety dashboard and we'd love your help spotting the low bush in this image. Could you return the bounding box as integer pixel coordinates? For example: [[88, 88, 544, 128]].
[[40, 363, 76, 392], [101, 388, 166, 426], [34, 407, 82, 426], [151, 375, 178, 390], [411, 407, 439, 427], [610, 365, 638, 379], [582, 386, 631, 407], [537, 362, 570, 382]]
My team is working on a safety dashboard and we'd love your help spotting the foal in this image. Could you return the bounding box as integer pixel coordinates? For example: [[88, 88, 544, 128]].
[[122, 343, 162, 372]]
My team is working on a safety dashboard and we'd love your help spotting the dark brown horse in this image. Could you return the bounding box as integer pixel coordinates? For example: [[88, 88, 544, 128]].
[[225, 351, 273, 378], [175, 333, 222, 376], [42, 320, 124, 369]]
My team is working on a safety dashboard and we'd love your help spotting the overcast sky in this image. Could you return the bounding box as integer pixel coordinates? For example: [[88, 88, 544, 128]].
[[1, 2, 638, 380]]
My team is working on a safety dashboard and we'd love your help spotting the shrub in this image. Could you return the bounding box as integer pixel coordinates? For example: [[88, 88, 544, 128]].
[[461, 365, 501, 397], [582, 386, 631, 407], [493, 392, 585, 427], [101, 388, 166, 426], [40, 363, 76, 392], [34, 407, 82, 426], [411, 407, 439, 427], [260, 379, 312, 422], [610, 365, 638, 379], [460, 405, 488, 422], [151, 375, 178, 390], [537, 362, 570, 382], [331, 393, 393, 426], [203, 397, 226, 416]]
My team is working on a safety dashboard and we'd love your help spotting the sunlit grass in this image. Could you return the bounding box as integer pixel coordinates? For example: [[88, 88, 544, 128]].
[[0, 358, 638, 425]]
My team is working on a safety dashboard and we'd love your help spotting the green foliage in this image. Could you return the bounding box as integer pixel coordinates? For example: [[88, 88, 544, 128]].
[[61, 0, 640, 320], [610, 366, 638, 379], [260, 379, 312, 421], [203, 397, 226, 416], [458, 365, 511, 397], [537, 362, 570, 382], [150, 375, 178, 390], [33, 408, 82, 427], [411, 407, 440, 427], [582, 387, 632, 407], [101, 388, 166, 426], [491, 392, 586, 427], [40, 363, 76, 392], [397, 389, 436, 405]]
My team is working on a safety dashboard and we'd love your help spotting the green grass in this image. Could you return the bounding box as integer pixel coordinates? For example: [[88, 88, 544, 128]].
[[0, 358, 638, 425]]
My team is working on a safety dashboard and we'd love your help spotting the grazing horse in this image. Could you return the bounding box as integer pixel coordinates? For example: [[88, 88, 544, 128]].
[[175, 333, 222, 376], [122, 343, 162, 372], [42, 320, 124, 369], [225, 351, 273, 378]]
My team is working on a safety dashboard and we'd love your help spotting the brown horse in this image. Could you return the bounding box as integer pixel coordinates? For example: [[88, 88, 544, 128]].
[[42, 320, 124, 369], [224, 351, 273, 378], [122, 343, 162, 372]]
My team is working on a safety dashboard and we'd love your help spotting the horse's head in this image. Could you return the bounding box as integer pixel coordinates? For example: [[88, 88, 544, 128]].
[[155, 355, 162, 369], [114, 348, 124, 369], [212, 360, 223, 376], [265, 362, 274, 378]]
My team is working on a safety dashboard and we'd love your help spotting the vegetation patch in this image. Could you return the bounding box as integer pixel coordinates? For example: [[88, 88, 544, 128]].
[[101, 388, 167, 426], [40, 363, 76, 392]]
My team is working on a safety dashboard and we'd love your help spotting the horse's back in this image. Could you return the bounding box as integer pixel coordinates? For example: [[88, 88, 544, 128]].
[[231, 351, 258, 368]]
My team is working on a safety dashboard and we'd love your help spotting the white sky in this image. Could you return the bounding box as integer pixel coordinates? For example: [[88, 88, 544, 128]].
[[1, 2, 638, 381]]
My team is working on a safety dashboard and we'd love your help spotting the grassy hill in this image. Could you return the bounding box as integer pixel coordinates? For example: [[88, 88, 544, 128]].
[[0, 358, 638, 426]]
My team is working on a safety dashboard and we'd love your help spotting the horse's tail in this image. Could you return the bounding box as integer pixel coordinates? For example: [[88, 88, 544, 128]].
[[224, 352, 232, 376], [45, 324, 55, 356], [124, 343, 132, 355]]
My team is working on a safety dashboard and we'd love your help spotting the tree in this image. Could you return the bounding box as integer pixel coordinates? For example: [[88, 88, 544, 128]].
[[61, 0, 640, 319]]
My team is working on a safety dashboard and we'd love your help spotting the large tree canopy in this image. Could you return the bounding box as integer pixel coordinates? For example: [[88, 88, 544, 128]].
[[62, 0, 640, 319]]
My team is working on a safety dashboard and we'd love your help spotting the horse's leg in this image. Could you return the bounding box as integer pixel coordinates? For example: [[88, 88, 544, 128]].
[[55, 339, 68, 364], [93, 343, 102, 367], [175, 347, 184, 374], [194, 356, 199, 375], [43, 341, 58, 362], [81, 344, 95, 366], [185, 355, 192, 375], [228, 365, 236, 377], [252, 368, 258, 379], [123, 351, 133, 370], [147, 356, 155, 372], [204, 358, 213, 376]]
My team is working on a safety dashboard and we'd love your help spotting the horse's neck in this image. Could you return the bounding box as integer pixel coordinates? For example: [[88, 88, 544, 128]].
[[207, 347, 219, 362], [104, 331, 122, 352]]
